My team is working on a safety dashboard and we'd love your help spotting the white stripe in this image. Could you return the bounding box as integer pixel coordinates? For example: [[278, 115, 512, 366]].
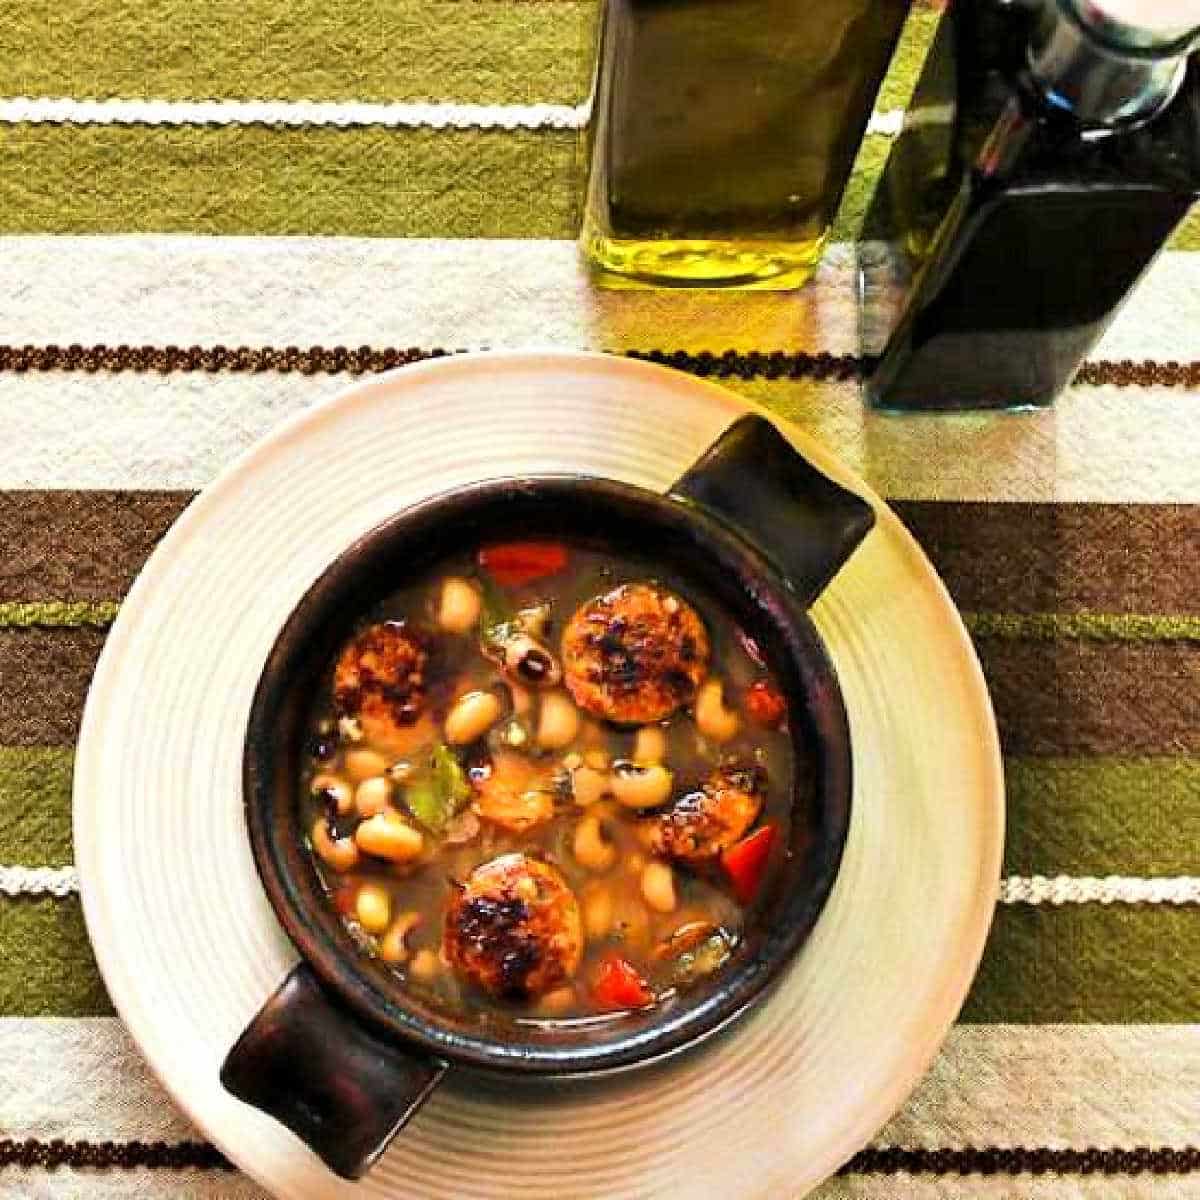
[[1000, 875, 1200, 905], [819, 1179, 1200, 1199], [0, 237, 1197, 361], [4, 370, 1199, 501], [0, 95, 908, 135], [8, 864, 1198, 904], [3, 1173, 270, 1200], [0, 237, 1196, 499], [0, 865, 78, 897], [2, 1020, 1196, 1151], [0, 96, 590, 130]]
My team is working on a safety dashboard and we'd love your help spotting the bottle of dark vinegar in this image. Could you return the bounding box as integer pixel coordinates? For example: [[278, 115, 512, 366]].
[[863, 0, 1200, 410], [580, 0, 912, 289]]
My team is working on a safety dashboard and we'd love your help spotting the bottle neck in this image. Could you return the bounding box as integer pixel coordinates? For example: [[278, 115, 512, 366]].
[[1028, 0, 1196, 127]]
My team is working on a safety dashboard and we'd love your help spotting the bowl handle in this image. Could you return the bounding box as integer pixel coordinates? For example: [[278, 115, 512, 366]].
[[220, 964, 449, 1179], [669, 416, 876, 608]]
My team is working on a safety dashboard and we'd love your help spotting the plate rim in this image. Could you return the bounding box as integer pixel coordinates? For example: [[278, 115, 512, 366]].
[[74, 348, 1005, 1198]]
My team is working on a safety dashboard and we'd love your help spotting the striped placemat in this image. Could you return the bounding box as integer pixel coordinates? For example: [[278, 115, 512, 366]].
[[0, 1, 1197, 1195]]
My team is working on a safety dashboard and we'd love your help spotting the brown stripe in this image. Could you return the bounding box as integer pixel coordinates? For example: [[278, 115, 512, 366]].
[[894, 502, 1200, 617], [842, 1146, 1200, 1176], [4, 493, 1199, 619], [0, 1139, 1195, 1177], [0, 629, 105, 745], [0, 342, 1199, 387], [3, 625, 1195, 753], [0, 1139, 232, 1170], [0, 492, 193, 603], [980, 640, 1200, 756]]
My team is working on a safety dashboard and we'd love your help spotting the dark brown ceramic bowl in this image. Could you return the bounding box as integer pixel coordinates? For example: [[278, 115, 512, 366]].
[[221, 416, 874, 1178]]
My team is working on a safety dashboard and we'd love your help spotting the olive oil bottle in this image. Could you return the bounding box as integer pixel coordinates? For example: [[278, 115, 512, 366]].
[[580, 0, 912, 289]]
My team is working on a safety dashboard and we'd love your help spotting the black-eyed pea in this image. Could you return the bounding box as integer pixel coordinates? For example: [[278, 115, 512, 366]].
[[311, 773, 353, 815], [444, 689, 503, 745], [633, 725, 668, 764], [436, 576, 482, 634], [355, 813, 424, 862], [509, 683, 535, 717], [574, 813, 617, 872], [582, 882, 614, 940], [584, 748, 610, 770], [572, 765, 611, 807], [410, 948, 441, 982], [695, 679, 740, 744], [611, 762, 673, 810], [355, 882, 392, 934], [343, 748, 389, 783], [641, 861, 677, 914], [537, 690, 580, 751], [355, 775, 393, 818], [380, 911, 422, 963], [310, 818, 359, 871]]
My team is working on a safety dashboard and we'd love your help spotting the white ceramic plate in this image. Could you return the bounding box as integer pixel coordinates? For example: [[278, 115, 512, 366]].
[[75, 351, 1003, 1200]]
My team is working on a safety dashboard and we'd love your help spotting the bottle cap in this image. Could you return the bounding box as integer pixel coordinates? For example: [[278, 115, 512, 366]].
[[1080, 0, 1200, 47]]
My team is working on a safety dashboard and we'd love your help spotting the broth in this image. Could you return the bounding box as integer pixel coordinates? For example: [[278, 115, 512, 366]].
[[299, 540, 803, 1022]]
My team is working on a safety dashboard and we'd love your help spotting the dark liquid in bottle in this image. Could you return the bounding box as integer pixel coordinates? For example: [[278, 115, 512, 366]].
[[864, 2, 1200, 408], [582, 0, 910, 288]]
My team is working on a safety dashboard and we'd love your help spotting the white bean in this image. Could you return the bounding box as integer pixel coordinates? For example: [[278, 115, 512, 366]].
[[437, 576, 482, 634], [571, 765, 611, 807], [641, 861, 677, 913], [611, 762, 673, 810], [582, 884, 614, 940], [632, 725, 668, 764], [573, 814, 617, 872], [355, 883, 392, 933], [310, 818, 359, 871], [355, 775, 393, 818], [539, 986, 576, 1015], [695, 679, 740, 744], [444, 689, 503, 745], [537, 690, 581, 751], [311, 773, 353, 815], [343, 748, 389, 783], [355, 813, 424, 862]]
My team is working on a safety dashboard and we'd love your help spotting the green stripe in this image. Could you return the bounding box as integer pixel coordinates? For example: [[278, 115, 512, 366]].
[[0, 126, 582, 237], [966, 612, 1200, 642], [1, 123, 1194, 246], [0, 748, 73, 865], [8, 601, 1200, 643], [0, 0, 595, 105], [1005, 757, 1200, 876], [0, 896, 113, 1016], [3, 892, 1194, 1021], [4, 749, 1199, 875], [962, 903, 1200, 1023], [0, 601, 117, 629]]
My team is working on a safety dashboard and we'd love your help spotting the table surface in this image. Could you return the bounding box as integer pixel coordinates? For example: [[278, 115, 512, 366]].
[[0, 3, 1197, 1198]]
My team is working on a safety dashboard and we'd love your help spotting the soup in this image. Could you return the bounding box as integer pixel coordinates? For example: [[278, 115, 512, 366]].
[[300, 539, 801, 1021]]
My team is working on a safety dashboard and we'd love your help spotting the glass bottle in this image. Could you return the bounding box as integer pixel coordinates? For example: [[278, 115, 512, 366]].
[[580, 0, 912, 290], [863, 0, 1200, 410]]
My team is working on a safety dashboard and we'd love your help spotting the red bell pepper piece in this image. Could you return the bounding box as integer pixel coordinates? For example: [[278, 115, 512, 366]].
[[477, 541, 568, 587], [721, 824, 777, 905], [744, 679, 786, 728], [590, 952, 655, 1011]]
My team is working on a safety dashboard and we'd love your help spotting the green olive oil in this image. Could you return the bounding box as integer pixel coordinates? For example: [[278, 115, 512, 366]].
[[580, 0, 912, 289]]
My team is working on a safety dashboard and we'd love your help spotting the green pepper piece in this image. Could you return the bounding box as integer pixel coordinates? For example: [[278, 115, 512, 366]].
[[477, 573, 515, 646], [405, 743, 471, 833]]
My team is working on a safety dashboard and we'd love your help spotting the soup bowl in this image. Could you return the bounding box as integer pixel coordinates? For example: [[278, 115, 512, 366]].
[[221, 415, 874, 1178]]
